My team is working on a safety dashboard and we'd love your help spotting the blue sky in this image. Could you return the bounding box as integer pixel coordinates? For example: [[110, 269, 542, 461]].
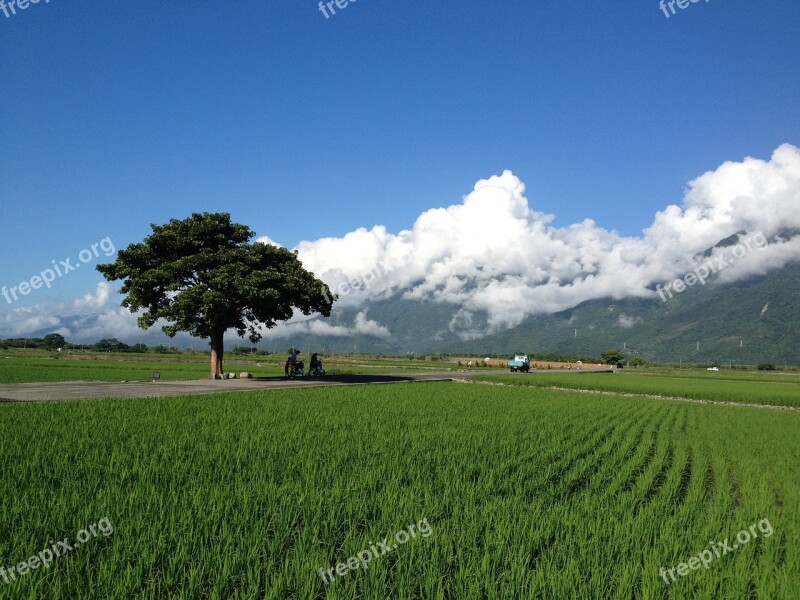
[[1, 0, 799, 316]]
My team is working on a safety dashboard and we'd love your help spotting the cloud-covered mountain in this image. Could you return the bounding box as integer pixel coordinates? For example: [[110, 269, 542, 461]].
[[283, 142, 800, 340], [2, 143, 799, 349]]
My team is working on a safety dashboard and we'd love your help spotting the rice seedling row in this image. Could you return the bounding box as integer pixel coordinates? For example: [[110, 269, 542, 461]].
[[0, 382, 796, 599], [475, 372, 800, 407]]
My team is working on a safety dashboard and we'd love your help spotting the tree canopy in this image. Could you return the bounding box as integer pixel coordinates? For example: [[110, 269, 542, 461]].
[[42, 333, 66, 350], [97, 212, 334, 378], [600, 349, 626, 365]]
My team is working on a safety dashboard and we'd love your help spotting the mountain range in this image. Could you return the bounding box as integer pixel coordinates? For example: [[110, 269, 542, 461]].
[[267, 260, 800, 365]]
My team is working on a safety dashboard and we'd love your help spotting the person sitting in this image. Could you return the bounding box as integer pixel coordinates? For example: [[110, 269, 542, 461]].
[[285, 350, 299, 376], [310, 353, 319, 371]]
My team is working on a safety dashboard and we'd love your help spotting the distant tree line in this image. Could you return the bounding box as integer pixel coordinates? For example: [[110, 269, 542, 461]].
[[0, 335, 155, 353], [1, 338, 785, 369], [412, 352, 605, 363], [0, 334, 277, 356], [1, 334, 70, 350]]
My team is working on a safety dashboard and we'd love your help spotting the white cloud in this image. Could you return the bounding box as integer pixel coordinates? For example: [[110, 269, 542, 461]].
[[0, 308, 61, 338], [617, 314, 642, 329], [248, 310, 391, 340], [715, 232, 800, 284], [0, 282, 120, 339], [74, 282, 115, 311], [295, 144, 800, 334], [255, 235, 284, 248], [353, 310, 391, 338], [3, 144, 799, 342]]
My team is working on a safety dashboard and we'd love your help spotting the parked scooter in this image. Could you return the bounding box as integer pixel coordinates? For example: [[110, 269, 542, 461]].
[[309, 361, 325, 377], [308, 353, 325, 377], [287, 360, 305, 378], [285, 350, 304, 378]]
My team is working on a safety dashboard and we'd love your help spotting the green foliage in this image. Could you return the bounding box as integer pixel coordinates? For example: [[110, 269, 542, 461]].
[[96, 213, 335, 344], [629, 357, 647, 367], [151, 344, 176, 354], [757, 363, 776, 371], [231, 346, 257, 356], [42, 333, 66, 350], [0, 383, 797, 597], [0, 337, 45, 349], [601, 349, 625, 364], [92, 338, 129, 352]]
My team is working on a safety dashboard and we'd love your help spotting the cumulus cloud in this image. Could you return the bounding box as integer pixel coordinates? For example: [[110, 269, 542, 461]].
[[0, 308, 61, 338], [296, 143, 800, 334], [617, 314, 642, 329], [3, 144, 798, 342], [353, 310, 391, 338], [714, 231, 800, 284], [0, 282, 121, 339], [255, 235, 284, 248], [251, 310, 391, 340], [74, 282, 115, 311]]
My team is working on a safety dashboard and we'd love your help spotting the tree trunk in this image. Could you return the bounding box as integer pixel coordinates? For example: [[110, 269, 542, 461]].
[[210, 328, 225, 379]]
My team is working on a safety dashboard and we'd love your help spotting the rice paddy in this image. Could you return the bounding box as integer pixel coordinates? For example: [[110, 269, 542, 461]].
[[0, 380, 797, 598], [475, 370, 800, 407]]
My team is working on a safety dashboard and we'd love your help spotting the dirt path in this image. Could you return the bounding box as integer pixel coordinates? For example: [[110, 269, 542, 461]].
[[0, 372, 459, 402]]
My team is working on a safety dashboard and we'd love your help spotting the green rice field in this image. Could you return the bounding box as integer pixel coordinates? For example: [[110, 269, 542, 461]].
[[1, 381, 797, 598], [475, 370, 800, 407]]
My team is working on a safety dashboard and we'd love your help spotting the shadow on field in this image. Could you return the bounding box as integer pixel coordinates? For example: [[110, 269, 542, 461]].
[[251, 373, 421, 385]]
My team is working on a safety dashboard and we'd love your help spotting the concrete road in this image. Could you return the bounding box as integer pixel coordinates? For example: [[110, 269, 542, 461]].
[[0, 368, 614, 403], [0, 371, 464, 402]]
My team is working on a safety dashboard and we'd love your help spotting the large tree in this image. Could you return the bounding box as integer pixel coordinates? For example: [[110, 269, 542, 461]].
[[600, 349, 625, 365], [42, 333, 67, 350], [97, 212, 334, 378]]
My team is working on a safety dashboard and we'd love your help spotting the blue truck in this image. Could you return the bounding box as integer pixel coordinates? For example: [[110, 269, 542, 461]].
[[508, 354, 530, 373]]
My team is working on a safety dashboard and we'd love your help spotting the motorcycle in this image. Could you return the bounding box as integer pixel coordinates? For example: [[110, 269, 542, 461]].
[[309, 361, 325, 377], [286, 360, 305, 378]]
